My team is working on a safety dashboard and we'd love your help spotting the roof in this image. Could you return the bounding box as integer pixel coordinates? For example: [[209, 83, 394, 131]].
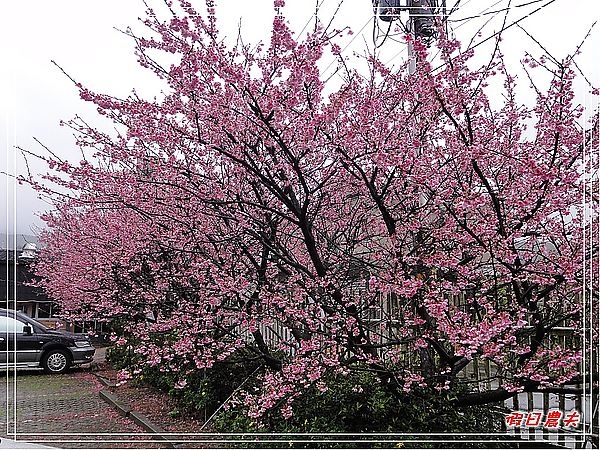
[[0, 233, 40, 250]]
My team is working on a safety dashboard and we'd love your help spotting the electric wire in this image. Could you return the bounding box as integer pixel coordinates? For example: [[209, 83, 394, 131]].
[[323, 0, 348, 36], [325, 0, 563, 83], [432, 0, 560, 71], [296, 0, 328, 39], [373, 16, 394, 49], [322, 14, 377, 78], [448, 0, 546, 22], [382, 0, 541, 68], [382, 0, 487, 66]]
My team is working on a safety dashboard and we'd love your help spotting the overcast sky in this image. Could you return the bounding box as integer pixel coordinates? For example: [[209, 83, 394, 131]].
[[1, 0, 598, 240]]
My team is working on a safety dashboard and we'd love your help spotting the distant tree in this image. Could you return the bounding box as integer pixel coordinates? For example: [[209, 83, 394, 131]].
[[29, 0, 597, 417]]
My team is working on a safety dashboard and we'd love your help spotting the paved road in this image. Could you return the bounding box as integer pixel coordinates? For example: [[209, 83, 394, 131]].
[[0, 366, 154, 449], [0, 437, 55, 448]]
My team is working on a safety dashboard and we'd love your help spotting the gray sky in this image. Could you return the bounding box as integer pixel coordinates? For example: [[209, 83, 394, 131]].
[[1, 0, 598, 239]]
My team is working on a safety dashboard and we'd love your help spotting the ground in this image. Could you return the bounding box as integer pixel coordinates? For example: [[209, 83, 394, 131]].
[[0, 348, 204, 449], [1, 348, 588, 449]]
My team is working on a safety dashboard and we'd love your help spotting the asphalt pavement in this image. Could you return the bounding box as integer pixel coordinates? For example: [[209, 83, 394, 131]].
[[0, 349, 154, 449], [0, 437, 55, 449]]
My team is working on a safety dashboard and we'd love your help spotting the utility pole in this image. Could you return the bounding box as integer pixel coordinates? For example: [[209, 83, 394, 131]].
[[372, 0, 438, 246], [408, 32, 416, 75], [372, 0, 437, 74], [408, 0, 435, 74]]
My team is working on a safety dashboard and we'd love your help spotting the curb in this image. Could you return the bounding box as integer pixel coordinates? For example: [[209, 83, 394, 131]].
[[94, 373, 117, 388], [99, 390, 132, 417], [98, 389, 177, 448]]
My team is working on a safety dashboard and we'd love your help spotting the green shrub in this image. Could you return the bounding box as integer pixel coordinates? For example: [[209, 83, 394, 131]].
[[213, 370, 506, 435], [124, 349, 262, 419], [178, 352, 263, 415], [106, 347, 508, 447], [105, 344, 137, 370], [210, 370, 510, 448]]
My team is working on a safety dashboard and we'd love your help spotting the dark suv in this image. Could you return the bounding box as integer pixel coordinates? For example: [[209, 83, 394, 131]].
[[0, 309, 95, 373]]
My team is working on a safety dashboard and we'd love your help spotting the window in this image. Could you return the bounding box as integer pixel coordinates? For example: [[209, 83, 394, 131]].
[[37, 303, 53, 319], [0, 316, 26, 333]]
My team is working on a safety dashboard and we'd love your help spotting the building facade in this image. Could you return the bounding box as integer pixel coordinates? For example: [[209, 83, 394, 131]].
[[0, 243, 63, 328]]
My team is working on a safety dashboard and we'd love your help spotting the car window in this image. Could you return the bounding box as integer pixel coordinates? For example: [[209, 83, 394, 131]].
[[17, 315, 48, 333], [0, 316, 27, 334]]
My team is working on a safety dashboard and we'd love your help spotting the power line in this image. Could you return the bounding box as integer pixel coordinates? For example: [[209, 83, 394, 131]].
[[445, 0, 479, 20], [323, 0, 561, 82], [373, 17, 395, 49], [427, 0, 506, 63], [445, 0, 559, 60], [322, 15, 377, 79], [296, 0, 329, 39], [382, 0, 491, 66], [321, 0, 348, 36], [448, 0, 547, 23], [325, 0, 466, 71], [385, 0, 558, 70]]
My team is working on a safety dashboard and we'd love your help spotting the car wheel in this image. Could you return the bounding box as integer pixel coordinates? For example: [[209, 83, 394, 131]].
[[42, 349, 70, 374]]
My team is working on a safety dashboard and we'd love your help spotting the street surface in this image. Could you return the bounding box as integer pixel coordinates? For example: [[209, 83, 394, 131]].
[[0, 348, 161, 449]]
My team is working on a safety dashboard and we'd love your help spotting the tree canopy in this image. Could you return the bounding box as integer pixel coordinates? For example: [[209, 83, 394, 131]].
[[29, 0, 598, 417]]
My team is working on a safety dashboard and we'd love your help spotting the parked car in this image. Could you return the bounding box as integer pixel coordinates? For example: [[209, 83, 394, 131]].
[[0, 309, 95, 373]]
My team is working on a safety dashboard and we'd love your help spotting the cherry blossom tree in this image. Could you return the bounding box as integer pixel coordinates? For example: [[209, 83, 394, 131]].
[[28, 0, 597, 416]]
